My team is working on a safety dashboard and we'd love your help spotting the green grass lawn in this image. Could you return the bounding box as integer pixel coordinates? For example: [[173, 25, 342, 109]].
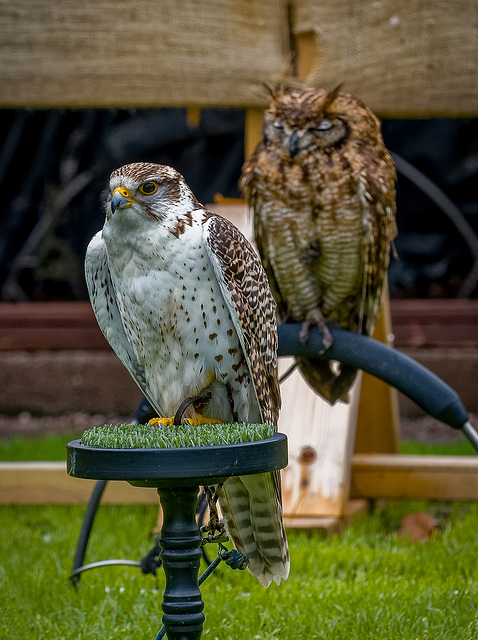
[[1, 433, 477, 638], [0, 432, 83, 461], [0, 430, 475, 461], [1, 501, 477, 639]]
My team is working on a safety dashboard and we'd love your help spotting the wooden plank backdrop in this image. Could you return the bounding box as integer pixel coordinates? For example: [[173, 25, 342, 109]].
[[1, 299, 477, 351], [292, 0, 478, 116], [0, 0, 289, 108], [0, 0, 477, 114]]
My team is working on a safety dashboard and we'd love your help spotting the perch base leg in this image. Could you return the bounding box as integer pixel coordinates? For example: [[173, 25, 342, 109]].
[[158, 486, 205, 640]]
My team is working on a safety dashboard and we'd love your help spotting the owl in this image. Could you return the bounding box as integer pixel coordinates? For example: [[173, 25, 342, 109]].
[[85, 162, 289, 587], [240, 86, 397, 404]]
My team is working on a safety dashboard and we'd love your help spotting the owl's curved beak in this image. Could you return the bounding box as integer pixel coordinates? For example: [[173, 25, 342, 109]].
[[289, 131, 301, 158], [110, 187, 135, 214]]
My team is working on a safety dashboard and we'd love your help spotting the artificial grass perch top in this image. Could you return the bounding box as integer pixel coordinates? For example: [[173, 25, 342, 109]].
[[81, 422, 274, 449]]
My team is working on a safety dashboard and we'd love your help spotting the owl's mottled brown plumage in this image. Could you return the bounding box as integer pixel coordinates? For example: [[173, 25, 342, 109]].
[[241, 86, 397, 404], [85, 162, 288, 586]]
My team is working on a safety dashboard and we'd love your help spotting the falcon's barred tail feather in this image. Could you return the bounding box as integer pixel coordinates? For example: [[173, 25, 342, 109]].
[[218, 473, 290, 587]]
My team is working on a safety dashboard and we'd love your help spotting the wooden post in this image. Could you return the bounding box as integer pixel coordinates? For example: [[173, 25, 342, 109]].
[[244, 108, 264, 159], [355, 284, 401, 454]]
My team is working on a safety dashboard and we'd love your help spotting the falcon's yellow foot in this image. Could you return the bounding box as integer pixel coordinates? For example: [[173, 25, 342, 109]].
[[148, 417, 175, 427], [148, 416, 222, 427], [182, 416, 223, 426]]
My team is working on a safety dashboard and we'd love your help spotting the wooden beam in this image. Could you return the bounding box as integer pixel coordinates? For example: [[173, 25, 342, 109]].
[[3, 455, 478, 505], [244, 108, 265, 159], [351, 454, 478, 501], [0, 462, 158, 505], [2, 300, 477, 351], [0, 0, 287, 108], [355, 287, 401, 454], [2, 1, 476, 115], [291, 0, 478, 116]]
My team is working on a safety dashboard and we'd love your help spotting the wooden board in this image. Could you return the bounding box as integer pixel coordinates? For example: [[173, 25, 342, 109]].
[[4, 455, 478, 504], [292, 0, 478, 116], [355, 285, 400, 454], [1, 0, 476, 114], [279, 368, 362, 518], [0, 462, 158, 504], [1, 299, 477, 351], [351, 454, 478, 501], [0, 0, 287, 108]]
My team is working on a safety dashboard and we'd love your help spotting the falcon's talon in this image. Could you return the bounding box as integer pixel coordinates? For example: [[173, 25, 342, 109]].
[[183, 416, 222, 426], [148, 417, 175, 427]]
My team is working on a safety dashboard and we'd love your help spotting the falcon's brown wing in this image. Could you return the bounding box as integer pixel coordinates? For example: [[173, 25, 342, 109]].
[[202, 211, 281, 426]]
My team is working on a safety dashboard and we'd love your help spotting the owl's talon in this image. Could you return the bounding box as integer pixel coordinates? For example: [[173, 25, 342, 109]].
[[299, 313, 333, 352], [321, 326, 333, 351]]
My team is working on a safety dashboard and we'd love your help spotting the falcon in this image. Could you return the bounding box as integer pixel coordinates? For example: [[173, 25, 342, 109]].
[[85, 162, 289, 587]]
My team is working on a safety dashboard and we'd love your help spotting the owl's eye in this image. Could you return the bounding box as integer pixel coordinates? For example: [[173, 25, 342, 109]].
[[316, 119, 333, 131], [139, 181, 159, 195], [273, 120, 284, 130]]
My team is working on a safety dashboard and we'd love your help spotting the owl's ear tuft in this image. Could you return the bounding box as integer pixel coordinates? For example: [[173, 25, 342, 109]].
[[322, 84, 344, 111], [263, 82, 285, 104]]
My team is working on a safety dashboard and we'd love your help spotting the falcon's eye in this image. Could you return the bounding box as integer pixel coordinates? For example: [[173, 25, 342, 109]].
[[139, 181, 159, 195], [316, 119, 333, 131], [273, 120, 284, 130]]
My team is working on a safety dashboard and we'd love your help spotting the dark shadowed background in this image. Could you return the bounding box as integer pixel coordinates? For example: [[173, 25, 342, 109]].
[[0, 109, 477, 303]]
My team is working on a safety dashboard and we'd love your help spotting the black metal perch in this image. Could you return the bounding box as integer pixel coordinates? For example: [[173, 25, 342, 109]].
[[67, 433, 288, 640], [69, 324, 478, 586]]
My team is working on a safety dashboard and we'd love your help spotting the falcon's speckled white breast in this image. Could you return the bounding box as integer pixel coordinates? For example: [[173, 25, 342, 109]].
[[102, 205, 253, 422]]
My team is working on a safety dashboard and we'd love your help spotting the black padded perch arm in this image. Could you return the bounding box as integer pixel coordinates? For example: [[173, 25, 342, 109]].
[[277, 324, 478, 451]]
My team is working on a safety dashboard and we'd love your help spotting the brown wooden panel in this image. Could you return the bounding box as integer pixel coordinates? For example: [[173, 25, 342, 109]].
[[1, 300, 477, 350], [0, 0, 288, 108], [0, 350, 141, 415], [0, 302, 108, 350], [390, 299, 478, 348], [292, 0, 478, 116]]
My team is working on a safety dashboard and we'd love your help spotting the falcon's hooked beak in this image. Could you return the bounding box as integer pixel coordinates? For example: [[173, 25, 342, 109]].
[[110, 187, 135, 215]]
